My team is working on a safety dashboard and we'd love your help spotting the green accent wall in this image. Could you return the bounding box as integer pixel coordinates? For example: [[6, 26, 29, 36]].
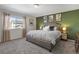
[[36, 10, 79, 39], [61, 10, 79, 39], [36, 17, 44, 30]]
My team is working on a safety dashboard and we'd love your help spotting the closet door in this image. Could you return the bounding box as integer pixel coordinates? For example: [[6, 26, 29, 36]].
[[0, 12, 3, 42]]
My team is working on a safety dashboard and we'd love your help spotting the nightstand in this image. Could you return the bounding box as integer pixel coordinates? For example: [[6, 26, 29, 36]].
[[61, 33, 67, 41], [61, 26, 68, 41]]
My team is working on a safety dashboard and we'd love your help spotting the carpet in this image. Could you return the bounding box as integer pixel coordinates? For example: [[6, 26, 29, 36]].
[[0, 38, 76, 54]]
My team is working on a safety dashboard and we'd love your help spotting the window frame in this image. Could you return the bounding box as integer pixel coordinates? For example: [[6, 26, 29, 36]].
[[9, 16, 25, 29]]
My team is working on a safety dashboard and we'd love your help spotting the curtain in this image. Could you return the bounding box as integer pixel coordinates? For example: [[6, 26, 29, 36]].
[[2, 13, 10, 42], [0, 12, 4, 42], [22, 17, 26, 37]]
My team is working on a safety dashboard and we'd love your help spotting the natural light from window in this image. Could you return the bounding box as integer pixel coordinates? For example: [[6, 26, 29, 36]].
[[9, 16, 24, 29]]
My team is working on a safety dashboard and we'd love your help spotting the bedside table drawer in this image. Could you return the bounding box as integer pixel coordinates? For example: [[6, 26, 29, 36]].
[[62, 35, 67, 39], [61, 33, 67, 40], [62, 33, 67, 36]]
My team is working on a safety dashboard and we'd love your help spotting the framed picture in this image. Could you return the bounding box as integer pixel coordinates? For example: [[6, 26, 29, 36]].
[[56, 13, 61, 21], [48, 15, 54, 22], [29, 18, 34, 26]]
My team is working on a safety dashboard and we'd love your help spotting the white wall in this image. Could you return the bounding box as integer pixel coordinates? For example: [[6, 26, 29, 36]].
[[26, 16, 36, 32], [0, 12, 3, 42]]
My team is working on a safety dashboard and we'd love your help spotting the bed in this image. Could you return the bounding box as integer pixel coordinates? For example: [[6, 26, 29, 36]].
[[26, 26, 61, 52]]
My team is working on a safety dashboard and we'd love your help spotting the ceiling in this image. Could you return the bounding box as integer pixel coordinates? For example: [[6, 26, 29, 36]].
[[0, 4, 79, 17]]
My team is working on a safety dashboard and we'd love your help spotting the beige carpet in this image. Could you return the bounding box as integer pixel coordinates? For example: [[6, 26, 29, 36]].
[[0, 38, 76, 54]]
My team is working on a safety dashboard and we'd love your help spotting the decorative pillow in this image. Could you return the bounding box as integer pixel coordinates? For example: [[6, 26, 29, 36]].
[[49, 26, 54, 31]]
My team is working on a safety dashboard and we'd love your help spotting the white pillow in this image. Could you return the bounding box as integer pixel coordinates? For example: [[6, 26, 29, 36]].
[[43, 26, 49, 31], [54, 27, 57, 30]]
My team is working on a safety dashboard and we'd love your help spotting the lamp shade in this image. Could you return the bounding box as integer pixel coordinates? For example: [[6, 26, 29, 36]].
[[62, 27, 66, 31]]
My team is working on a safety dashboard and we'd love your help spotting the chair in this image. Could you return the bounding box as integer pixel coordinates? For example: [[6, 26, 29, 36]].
[[75, 32, 79, 53]]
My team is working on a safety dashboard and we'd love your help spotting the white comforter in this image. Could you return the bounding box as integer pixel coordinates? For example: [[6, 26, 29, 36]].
[[27, 30, 61, 45]]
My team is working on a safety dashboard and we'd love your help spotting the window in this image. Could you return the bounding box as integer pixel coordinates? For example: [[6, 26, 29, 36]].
[[9, 16, 24, 29]]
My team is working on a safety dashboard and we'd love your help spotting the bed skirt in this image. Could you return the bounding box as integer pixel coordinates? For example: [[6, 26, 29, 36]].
[[26, 35, 61, 52]]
